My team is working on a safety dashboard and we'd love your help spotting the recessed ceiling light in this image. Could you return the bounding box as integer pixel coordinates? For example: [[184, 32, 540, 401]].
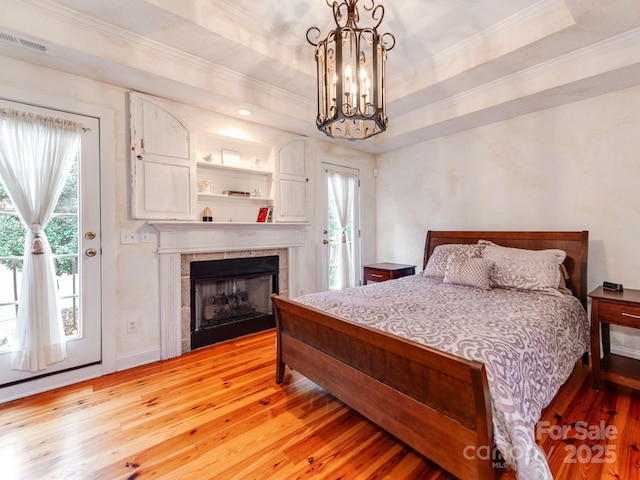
[[238, 109, 252, 116]]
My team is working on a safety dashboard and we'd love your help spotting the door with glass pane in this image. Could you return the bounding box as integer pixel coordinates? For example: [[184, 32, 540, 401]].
[[319, 163, 361, 291], [0, 99, 101, 386]]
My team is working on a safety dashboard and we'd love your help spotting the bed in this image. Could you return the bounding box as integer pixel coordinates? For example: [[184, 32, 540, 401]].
[[272, 230, 589, 480]]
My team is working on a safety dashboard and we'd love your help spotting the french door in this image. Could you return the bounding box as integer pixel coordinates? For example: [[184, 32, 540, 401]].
[[318, 162, 361, 291], [0, 99, 101, 387]]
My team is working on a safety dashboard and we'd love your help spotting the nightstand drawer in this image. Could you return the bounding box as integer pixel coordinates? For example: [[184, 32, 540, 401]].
[[362, 263, 416, 285], [364, 269, 393, 282], [599, 301, 640, 328]]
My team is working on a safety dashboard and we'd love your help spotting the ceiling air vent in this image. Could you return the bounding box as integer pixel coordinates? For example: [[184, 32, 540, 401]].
[[0, 30, 49, 53]]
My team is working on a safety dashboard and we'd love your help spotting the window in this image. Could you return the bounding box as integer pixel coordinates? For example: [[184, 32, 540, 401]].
[[0, 160, 80, 352]]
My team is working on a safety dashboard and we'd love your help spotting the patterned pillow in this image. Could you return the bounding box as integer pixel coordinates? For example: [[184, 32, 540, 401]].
[[443, 256, 495, 290], [423, 244, 483, 278], [480, 242, 566, 295]]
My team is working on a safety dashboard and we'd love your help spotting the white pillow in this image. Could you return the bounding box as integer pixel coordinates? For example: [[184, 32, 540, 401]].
[[443, 256, 495, 290], [423, 244, 483, 278], [479, 241, 566, 295]]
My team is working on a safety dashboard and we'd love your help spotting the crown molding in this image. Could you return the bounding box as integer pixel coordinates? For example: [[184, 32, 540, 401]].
[[392, 25, 640, 136], [16, 0, 311, 109], [390, 0, 574, 97]]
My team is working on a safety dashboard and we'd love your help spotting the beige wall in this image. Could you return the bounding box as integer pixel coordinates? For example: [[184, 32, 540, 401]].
[[5, 50, 639, 368], [0, 56, 376, 370], [376, 85, 640, 356]]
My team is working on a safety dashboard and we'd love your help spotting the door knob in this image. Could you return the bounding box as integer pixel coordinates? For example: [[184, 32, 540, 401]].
[[85, 231, 96, 240], [85, 248, 97, 257]]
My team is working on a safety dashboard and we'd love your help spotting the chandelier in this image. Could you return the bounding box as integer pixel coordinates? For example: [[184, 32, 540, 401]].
[[306, 0, 395, 140]]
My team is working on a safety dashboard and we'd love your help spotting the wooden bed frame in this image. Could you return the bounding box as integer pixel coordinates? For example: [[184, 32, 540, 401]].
[[272, 231, 589, 479]]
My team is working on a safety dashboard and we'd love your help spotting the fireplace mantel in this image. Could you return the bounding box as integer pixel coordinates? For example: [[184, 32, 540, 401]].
[[149, 221, 309, 359], [149, 221, 309, 254]]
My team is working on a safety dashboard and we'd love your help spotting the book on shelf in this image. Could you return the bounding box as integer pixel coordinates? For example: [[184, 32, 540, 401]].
[[257, 207, 271, 223], [222, 190, 251, 197]]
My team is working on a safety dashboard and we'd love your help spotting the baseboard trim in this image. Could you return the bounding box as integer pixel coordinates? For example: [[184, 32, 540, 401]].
[[116, 347, 161, 371], [610, 344, 640, 361], [0, 364, 103, 404]]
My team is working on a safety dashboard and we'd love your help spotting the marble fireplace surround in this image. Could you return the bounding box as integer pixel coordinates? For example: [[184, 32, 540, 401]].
[[150, 222, 308, 359]]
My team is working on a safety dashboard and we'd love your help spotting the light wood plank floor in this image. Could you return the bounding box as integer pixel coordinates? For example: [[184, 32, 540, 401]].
[[1, 330, 638, 479]]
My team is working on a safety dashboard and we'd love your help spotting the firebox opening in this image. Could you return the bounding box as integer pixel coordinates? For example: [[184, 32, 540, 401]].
[[190, 256, 279, 349]]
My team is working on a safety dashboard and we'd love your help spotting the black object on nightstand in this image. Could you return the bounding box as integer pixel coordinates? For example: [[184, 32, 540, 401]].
[[589, 286, 640, 391], [363, 263, 416, 285], [603, 281, 624, 292]]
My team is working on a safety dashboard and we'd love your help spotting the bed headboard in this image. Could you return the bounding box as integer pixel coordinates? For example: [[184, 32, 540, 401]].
[[423, 231, 589, 308]]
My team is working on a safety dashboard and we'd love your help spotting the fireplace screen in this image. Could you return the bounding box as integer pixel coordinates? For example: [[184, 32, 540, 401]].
[[190, 256, 279, 349], [196, 276, 271, 329]]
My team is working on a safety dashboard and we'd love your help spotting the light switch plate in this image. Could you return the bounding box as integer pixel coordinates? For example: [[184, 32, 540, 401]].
[[120, 231, 138, 244]]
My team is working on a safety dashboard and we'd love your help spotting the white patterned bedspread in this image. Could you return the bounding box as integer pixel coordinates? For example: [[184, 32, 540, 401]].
[[294, 275, 589, 479]]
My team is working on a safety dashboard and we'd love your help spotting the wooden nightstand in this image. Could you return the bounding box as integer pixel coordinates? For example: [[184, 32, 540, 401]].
[[363, 263, 416, 285], [589, 286, 640, 390]]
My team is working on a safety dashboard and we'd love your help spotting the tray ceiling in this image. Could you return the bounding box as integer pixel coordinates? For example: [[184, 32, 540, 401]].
[[1, 0, 640, 153]]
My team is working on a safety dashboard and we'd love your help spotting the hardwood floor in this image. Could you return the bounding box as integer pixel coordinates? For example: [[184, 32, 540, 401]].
[[1, 330, 639, 479]]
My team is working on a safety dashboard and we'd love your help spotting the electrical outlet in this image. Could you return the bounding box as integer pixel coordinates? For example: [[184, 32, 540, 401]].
[[140, 232, 151, 243], [120, 231, 138, 245], [127, 318, 139, 334]]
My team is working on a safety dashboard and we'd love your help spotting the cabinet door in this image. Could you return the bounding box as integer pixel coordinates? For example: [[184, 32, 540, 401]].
[[130, 92, 195, 220], [275, 139, 308, 222]]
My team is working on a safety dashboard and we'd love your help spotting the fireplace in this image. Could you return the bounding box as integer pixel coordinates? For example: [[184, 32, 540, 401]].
[[190, 255, 279, 349], [151, 221, 306, 360]]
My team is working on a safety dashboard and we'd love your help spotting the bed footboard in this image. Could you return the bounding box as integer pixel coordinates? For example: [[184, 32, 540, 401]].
[[272, 295, 503, 480]]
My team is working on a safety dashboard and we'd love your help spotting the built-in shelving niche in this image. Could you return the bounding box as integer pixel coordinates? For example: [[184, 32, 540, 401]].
[[195, 132, 274, 223]]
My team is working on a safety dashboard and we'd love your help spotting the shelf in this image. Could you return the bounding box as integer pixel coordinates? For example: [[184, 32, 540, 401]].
[[148, 220, 310, 255], [197, 193, 273, 202], [194, 132, 275, 224], [151, 221, 309, 228], [197, 162, 272, 176], [601, 354, 640, 390]]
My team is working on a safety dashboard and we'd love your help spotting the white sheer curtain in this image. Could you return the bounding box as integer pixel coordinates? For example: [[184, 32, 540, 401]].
[[0, 109, 82, 372], [328, 169, 357, 290]]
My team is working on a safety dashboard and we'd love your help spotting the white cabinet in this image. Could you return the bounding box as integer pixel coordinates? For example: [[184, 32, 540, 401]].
[[129, 92, 306, 224], [195, 133, 274, 223], [275, 138, 309, 222], [129, 92, 195, 220]]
